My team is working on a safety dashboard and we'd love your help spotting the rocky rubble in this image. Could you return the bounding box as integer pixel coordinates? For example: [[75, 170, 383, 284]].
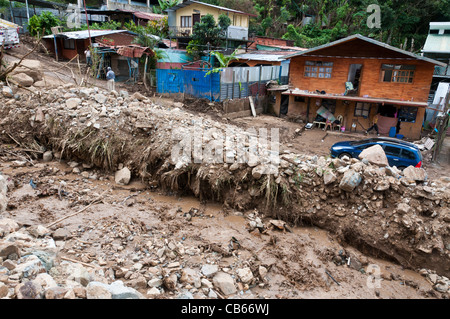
[[0, 83, 449, 283]]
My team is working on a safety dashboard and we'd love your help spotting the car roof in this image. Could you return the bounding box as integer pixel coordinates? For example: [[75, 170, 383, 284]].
[[351, 138, 419, 150]]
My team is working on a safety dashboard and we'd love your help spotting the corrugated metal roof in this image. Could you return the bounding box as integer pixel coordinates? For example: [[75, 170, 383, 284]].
[[166, 0, 257, 17], [422, 34, 450, 54], [235, 50, 295, 62], [284, 34, 446, 67], [43, 30, 131, 40]]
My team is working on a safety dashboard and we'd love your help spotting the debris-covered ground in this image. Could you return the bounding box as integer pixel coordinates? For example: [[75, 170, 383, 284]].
[[0, 45, 449, 299]]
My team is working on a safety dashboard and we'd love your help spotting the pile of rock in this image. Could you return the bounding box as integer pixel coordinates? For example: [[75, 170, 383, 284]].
[[0, 213, 268, 299]]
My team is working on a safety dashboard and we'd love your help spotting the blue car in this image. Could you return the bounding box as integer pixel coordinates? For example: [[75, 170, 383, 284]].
[[330, 137, 423, 169]]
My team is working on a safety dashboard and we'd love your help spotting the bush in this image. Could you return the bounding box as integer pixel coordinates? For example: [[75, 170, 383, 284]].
[[28, 11, 61, 37]]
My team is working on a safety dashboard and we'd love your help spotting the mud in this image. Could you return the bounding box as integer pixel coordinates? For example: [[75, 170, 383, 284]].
[[0, 154, 443, 299]]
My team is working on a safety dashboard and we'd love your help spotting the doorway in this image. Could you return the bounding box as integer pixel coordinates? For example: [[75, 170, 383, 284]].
[[192, 13, 201, 25], [280, 94, 289, 116], [348, 64, 363, 93]]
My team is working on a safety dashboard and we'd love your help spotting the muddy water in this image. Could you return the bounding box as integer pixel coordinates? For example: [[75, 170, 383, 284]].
[[0, 155, 438, 299]]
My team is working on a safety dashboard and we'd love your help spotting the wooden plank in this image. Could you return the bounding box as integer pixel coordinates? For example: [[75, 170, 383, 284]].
[[249, 96, 256, 117]]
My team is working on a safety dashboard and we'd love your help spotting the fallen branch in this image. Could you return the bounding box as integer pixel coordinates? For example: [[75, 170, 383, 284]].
[[47, 189, 108, 228], [60, 256, 100, 269]]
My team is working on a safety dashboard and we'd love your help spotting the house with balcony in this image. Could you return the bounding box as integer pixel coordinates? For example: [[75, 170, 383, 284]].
[[272, 34, 445, 140], [422, 22, 450, 126], [165, 0, 256, 49]]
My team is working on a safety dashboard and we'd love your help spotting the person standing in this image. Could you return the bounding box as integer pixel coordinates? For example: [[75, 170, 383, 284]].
[[366, 113, 380, 136], [106, 67, 115, 91], [84, 48, 91, 67]]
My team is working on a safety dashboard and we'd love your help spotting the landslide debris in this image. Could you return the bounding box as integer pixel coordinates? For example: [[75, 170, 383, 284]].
[[0, 82, 449, 282]]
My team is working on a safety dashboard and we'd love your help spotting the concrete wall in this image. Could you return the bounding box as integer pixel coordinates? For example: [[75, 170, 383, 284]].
[[222, 97, 265, 118], [173, 3, 249, 28]]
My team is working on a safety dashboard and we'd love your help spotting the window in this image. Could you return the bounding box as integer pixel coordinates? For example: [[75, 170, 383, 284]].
[[354, 102, 371, 118], [304, 61, 333, 78], [401, 149, 416, 160], [380, 64, 416, 83], [294, 96, 305, 102], [180, 16, 192, 28], [384, 145, 401, 157], [63, 38, 75, 50], [397, 106, 418, 123]]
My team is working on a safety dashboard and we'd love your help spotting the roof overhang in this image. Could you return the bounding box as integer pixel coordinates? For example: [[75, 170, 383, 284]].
[[166, 0, 257, 17], [284, 34, 447, 67], [282, 90, 428, 108]]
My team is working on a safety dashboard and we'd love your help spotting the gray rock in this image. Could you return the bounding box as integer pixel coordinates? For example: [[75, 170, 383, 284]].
[[403, 166, 427, 182], [43, 151, 53, 162], [358, 144, 389, 167], [201, 264, 219, 277], [115, 167, 131, 185], [66, 98, 81, 109], [323, 170, 337, 185], [11, 73, 34, 87], [52, 228, 72, 240], [0, 218, 19, 236], [94, 93, 107, 104], [396, 203, 411, 214], [339, 169, 362, 192], [2, 86, 13, 98], [86, 282, 112, 299], [237, 267, 253, 284], [212, 272, 236, 296], [15, 281, 43, 299]]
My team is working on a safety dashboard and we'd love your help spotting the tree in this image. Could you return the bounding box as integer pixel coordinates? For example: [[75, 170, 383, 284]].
[[186, 14, 227, 60], [28, 11, 62, 37]]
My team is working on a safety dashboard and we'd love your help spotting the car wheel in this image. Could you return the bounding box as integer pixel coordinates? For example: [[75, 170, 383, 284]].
[[397, 166, 406, 171], [338, 152, 352, 159]]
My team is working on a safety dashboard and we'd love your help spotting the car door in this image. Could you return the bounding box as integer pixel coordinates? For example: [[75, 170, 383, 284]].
[[399, 149, 418, 167], [383, 144, 402, 167]]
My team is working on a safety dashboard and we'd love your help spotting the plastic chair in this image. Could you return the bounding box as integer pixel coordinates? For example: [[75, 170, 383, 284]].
[[333, 115, 343, 131], [324, 119, 332, 131]]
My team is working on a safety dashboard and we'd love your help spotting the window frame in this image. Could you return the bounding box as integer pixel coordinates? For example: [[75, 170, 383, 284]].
[[354, 102, 371, 118], [63, 38, 75, 50], [180, 16, 192, 28], [304, 61, 333, 79], [380, 64, 416, 84]]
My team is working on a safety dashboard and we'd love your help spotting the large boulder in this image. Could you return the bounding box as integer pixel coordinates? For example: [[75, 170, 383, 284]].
[[10, 73, 34, 87], [403, 166, 427, 182], [11, 60, 43, 83], [339, 169, 362, 192], [358, 144, 389, 167]]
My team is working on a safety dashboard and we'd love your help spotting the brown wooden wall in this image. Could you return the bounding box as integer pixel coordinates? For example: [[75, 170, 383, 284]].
[[289, 55, 435, 103]]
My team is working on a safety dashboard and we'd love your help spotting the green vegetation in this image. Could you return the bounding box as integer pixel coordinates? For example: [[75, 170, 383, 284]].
[[186, 14, 230, 60], [28, 11, 62, 37], [202, 0, 450, 52]]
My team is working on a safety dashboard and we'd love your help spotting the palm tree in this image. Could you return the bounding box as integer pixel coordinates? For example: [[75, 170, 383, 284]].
[[205, 49, 239, 76]]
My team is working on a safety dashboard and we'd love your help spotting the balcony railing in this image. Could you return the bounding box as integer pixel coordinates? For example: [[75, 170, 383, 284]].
[[434, 65, 450, 77], [169, 25, 248, 41]]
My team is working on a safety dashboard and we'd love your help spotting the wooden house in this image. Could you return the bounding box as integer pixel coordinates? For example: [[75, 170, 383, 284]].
[[272, 34, 446, 140]]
